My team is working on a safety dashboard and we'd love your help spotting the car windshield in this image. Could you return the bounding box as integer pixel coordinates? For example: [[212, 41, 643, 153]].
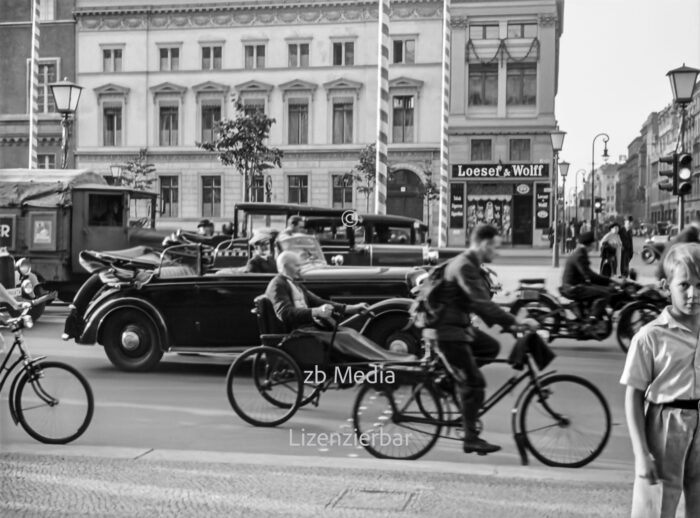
[[277, 234, 328, 269]]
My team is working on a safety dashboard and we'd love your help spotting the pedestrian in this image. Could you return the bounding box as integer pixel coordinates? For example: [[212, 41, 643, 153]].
[[599, 222, 622, 276], [548, 224, 554, 249], [580, 219, 591, 234], [566, 219, 577, 252], [620, 216, 634, 277], [620, 242, 700, 518]]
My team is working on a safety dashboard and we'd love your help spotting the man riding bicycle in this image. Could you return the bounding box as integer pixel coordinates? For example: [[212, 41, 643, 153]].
[[434, 224, 538, 455]]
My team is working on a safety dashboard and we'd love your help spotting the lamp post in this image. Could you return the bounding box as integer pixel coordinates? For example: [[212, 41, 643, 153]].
[[48, 78, 83, 169], [109, 164, 124, 186], [559, 160, 570, 255], [550, 129, 566, 267], [574, 169, 586, 222], [667, 64, 700, 230], [590, 133, 610, 240]]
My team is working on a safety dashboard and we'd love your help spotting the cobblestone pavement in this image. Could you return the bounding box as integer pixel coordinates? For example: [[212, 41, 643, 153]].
[[0, 448, 635, 518]]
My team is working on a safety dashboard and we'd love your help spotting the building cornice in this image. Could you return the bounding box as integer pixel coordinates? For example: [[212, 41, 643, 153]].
[[74, 1, 442, 30]]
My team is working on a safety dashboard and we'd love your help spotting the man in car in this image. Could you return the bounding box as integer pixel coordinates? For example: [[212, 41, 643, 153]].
[[561, 231, 618, 325], [197, 219, 215, 237], [266, 251, 367, 329], [245, 230, 277, 274], [278, 215, 305, 240], [435, 223, 538, 455]]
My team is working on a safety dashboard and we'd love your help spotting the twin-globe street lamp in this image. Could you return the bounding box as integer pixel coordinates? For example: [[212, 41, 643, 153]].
[[48, 78, 83, 169], [550, 129, 566, 267], [590, 133, 609, 239], [666, 64, 700, 229]]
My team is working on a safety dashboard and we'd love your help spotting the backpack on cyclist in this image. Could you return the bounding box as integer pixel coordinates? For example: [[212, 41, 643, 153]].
[[408, 261, 449, 328]]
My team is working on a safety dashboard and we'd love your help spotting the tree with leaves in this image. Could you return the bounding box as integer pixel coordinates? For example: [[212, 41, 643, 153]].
[[121, 148, 156, 192], [198, 97, 283, 203], [345, 143, 377, 212]]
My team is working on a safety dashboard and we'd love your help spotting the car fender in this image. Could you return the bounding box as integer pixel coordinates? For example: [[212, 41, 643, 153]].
[[344, 297, 416, 337], [81, 297, 170, 350]]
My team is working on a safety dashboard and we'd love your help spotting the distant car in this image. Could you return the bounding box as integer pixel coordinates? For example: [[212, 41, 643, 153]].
[[66, 233, 425, 371]]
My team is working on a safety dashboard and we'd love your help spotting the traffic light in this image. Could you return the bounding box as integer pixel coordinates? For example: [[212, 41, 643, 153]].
[[677, 153, 693, 196], [658, 152, 677, 194], [594, 197, 603, 214]]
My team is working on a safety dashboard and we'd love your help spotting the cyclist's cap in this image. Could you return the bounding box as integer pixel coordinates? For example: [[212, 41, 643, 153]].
[[578, 231, 595, 246]]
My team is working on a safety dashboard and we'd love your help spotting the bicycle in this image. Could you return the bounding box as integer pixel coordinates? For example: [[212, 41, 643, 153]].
[[1, 292, 94, 444], [352, 328, 612, 467]]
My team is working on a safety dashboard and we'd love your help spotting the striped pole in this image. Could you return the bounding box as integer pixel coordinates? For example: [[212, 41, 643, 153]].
[[28, 0, 41, 169], [437, 0, 451, 247], [374, 0, 390, 215]]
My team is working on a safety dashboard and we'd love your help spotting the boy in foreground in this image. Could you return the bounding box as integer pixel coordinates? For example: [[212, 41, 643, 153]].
[[620, 242, 700, 517]]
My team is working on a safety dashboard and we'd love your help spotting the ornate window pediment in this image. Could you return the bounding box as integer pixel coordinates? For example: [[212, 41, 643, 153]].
[[323, 78, 363, 100], [94, 83, 130, 98], [234, 80, 274, 97], [149, 82, 187, 99], [279, 79, 318, 99], [192, 81, 229, 97], [389, 77, 424, 99]]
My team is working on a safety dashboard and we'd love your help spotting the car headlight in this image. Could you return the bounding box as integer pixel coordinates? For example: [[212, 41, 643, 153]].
[[16, 257, 31, 276], [331, 254, 344, 266], [427, 250, 439, 264]]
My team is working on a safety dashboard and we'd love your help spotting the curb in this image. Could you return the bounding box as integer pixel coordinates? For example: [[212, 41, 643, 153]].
[[1, 443, 633, 485]]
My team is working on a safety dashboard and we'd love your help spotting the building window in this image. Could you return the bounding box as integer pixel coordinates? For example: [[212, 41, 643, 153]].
[[160, 176, 179, 218], [332, 42, 354, 66], [506, 63, 537, 105], [159, 47, 179, 71], [288, 100, 309, 145], [469, 24, 499, 40], [39, 0, 55, 21], [468, 64, 498, 106], [332, 175, 353, 208], [37, 154, 55, 169], [251, 176, 265, 202], [471, 139, 492, 161], [332, 100, 353, 144], [392, 96, 414, 143], [507, 23, 537, 38], [103, 106, 122, 146], [245, 45, 266, 69], [509, 139, 530, 161], [201, 46, 222, 70], [392, 39, 415, 64], [288, 43, 309, 68], [103, 48, 122, 73], [243, 98, 265, 117], [201, 176, 221, 217], [159, 105, 178, 146], [288, 175, 308, 204], [28, 61, 57, 113], [201, 104, 221, 143]]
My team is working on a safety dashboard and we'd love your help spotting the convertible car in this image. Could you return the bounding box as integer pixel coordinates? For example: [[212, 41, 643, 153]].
[[65, 233, 425, 371]]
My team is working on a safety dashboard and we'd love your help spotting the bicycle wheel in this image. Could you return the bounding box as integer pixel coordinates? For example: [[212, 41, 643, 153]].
[[226, 346, 302, 427], [353, 382, 442, 460], [518, 374, 611, 468], [252, 353, 321, 409], [616, 302, 661, 353], [14, 361, 94, 444]]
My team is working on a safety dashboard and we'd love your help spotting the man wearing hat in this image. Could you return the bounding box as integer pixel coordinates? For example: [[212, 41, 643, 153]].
[[245, 230, 277, 273], [197, 219, 215, 237], [560, 231, 618, 324]]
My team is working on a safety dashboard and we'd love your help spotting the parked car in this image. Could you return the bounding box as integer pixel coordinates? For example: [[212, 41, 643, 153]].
[[65, 232, 425, 371], [229, 202, 464, 267]]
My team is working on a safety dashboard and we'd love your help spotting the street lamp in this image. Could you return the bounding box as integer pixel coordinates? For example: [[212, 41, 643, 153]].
[[666, 64, 700, 229], [48, 77, 83, 169], [559, 160, 570, 255], [590, 133, 609, 240], [109, 164, 124, 186], [550, 129, 566, 267]]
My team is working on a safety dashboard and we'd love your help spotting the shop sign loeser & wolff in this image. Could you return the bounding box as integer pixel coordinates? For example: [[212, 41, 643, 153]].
[[451, 163, 549, 179]]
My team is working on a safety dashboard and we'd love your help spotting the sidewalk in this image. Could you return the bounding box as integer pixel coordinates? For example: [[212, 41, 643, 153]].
[[1, 444, 634, 518]]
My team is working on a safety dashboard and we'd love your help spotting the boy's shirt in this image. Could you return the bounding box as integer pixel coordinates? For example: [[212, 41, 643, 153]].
[[620, 307, 700, 404]]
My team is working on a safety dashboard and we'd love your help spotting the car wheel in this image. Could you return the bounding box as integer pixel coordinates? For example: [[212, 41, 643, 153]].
[[365, 314, 420, 355], [102, 309, 163, 372], [641, 249, 655, 264]]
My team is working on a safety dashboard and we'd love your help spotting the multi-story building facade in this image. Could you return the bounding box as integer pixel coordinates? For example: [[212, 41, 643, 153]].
[[445, 0, 565, 247], [74, 0, 447, 231], [0, 0, 76, 169]]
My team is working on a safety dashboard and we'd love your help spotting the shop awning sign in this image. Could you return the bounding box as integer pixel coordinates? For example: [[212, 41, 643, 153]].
[[452, 163, 549, 179]]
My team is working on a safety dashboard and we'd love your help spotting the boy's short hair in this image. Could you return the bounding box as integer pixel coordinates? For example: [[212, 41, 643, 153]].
[[470, 223, 499, 244], [662, 242, 700, 281]]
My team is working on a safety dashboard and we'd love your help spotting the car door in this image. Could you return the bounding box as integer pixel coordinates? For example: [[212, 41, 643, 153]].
[[195, 273, 271, 349], [142, 278, 198, 348]]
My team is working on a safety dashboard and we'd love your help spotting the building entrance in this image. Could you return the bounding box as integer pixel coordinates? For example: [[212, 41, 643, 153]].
[[388, 169, 423, 221]]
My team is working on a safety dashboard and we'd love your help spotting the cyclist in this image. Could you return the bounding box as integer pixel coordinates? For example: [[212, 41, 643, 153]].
[[435, 224, 538, 455]]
